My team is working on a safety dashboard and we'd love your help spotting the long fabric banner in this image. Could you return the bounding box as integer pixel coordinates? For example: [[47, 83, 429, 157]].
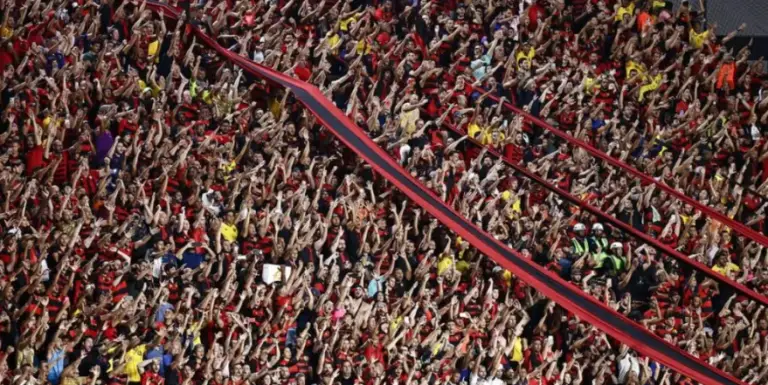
[[478, 89, 768, 249], [435, 118, 768, 307], [143, 3, 744, 385]]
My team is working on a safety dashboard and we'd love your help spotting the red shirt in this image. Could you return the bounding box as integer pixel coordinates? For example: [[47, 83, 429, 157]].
[[527, 4, 546, 29], [0, 50, 13, 70], [294, 65, 312, 81], [25, 145, 45, 176], [141, 371, 164, 385], [374, 7, 392, 22]]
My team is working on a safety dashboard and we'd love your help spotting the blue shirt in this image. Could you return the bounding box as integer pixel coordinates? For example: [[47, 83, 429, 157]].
[[46, 52, 65, 72], [94, 131, 114, 167], [558, 257, 573, 278], [145, 347, 173, 376], [155, 302, 175, 323], [48, 348, 66, 385], [367, 276, 384, 298], [181, 250, 205, 269], [161, 252, 178, 268], [471, 54, 492, 80]]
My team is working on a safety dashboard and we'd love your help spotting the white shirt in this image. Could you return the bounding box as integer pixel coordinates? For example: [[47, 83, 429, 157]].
[[253, 50, 265, 64], [152, 256, 163, 278], [618, 354, 640, 384], [40, 259, 50, 282], [201, 189, 222, 216]]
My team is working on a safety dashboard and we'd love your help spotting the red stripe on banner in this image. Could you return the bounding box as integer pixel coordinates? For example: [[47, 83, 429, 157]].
[[434, 116, 768, 308], [142, 3, 746, 385], [476, 88, 768, 248]]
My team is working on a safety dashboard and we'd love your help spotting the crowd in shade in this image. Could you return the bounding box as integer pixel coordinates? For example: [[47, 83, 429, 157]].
[[2, 0, 768, 385]]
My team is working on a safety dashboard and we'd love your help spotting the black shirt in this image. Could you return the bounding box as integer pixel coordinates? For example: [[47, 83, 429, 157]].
[[165, 367, 183, 385], [339, 375, 357, 385]]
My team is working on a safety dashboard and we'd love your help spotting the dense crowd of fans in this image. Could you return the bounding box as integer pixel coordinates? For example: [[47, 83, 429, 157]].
[[2, 0, 768, 385]]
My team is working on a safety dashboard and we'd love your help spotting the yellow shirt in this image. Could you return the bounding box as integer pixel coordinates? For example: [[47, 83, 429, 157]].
[[201, 90, 213, 104], [389, 316, 403, 333], [482, 131, 505, 146], [105, 346, 118, 374], [124, 344, 147, 383], [515, 47, 535, 68], [190, 78, 198, 98], [583, 77, 599, 94], [689, 29, 710, 49], [615, 2, 636, 21], [188, 322, 203, 346], [712, 262, 740, 277], [502, 270, 513, 283], [511, 199, 522, 213], [467, 122, 483, 140], [148, 40, 160, 61], [431, 341, 443, 356], [638, 74, 662, 102], [356, 39, 372, 55], [510, 336, 524, 362], [339, 14, 359, 32], [437, 256, 454, 276], [0, 25, 11, 39], [43, 116, 63, 130], [220, 160, 237, 180], [506, 200, 522, 220], [138, 79, 162, 97], [467, 124, 498, 146], [269, 98, 282, 119], [220, 222, 238, 242], [327, 34, 341, 55], [399, 108, 419, 136], [189, 79, 210, 104], [626, 60, 647, 79]]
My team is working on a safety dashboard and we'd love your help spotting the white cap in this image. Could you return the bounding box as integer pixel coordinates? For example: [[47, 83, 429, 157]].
[[593, 223, 603, 231], [573, 223, 586, 231], [611, 242, 623, 250]]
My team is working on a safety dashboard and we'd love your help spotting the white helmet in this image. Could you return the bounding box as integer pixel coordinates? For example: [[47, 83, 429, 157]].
[[610, 242, 623, 250], [592, 223, 604, 231], [573, 223, 586, 232]]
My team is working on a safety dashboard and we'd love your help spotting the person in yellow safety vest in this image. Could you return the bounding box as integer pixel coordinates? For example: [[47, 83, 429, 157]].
[[606, 242, 627, 275], [593, 242, 627, 276], [571, 223, 590, 255], [588, 223, 609, 253]]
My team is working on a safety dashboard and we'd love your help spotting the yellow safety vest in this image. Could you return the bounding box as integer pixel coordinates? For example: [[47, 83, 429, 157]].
[[572, 238, 589, 255]]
